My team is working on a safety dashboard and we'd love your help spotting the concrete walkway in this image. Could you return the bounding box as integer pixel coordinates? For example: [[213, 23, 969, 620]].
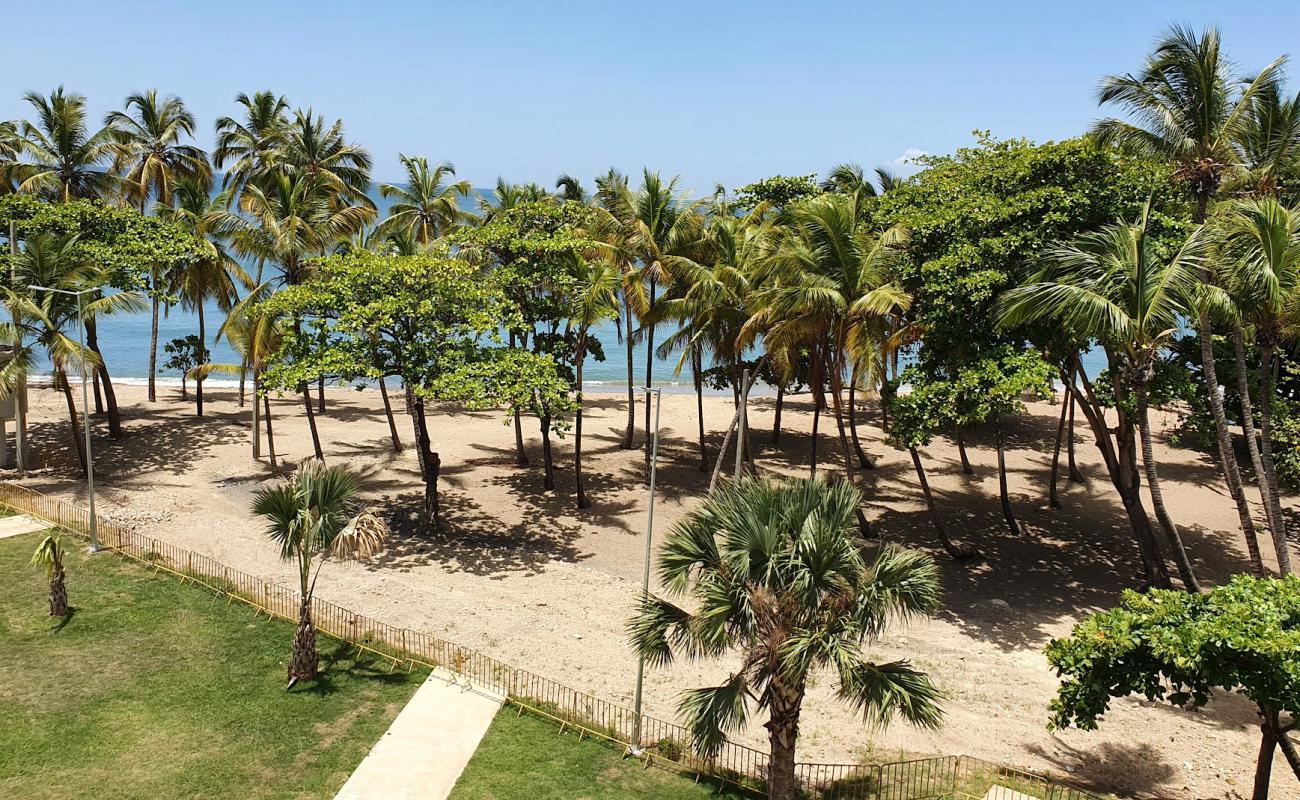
[[334, 667, 504, 800], [0, 514, 49, 539]]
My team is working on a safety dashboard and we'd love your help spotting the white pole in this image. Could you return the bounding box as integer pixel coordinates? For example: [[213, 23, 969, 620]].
[[78, 292, 99, 552], [630, 386, 662, 754]]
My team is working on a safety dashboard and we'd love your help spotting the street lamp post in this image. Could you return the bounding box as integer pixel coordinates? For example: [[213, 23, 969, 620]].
[[30, 284, 104, 552], [630, 385, 662, 755]]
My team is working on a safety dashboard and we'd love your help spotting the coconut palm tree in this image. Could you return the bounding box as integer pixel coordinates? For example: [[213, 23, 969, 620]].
[[1233, 82, 1300, 197], [252, 461, 387, 687], [476, 177, 551, 222], [999, 204, 1205, 592], [157, 176, 254, 416], [3, 87, 120, 201], [555, 173, 587, 202], [29, 535, 68, 617], [210, 172, 375, 458], [105, 90, 210, 210], [570, 259, 621, 508], [213, 91, 290, 195], [628, 477, 944, 800], [377, 156, 473, 243], [279, 109, 374, 206], [593, 168, 640, 450], [1217, 197, 1300, 575], [1095, 26, 1285, 554]]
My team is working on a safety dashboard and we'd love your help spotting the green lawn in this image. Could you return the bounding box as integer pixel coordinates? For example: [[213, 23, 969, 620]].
[[0, 527, 428, 800], [449, 707, 757, 799]]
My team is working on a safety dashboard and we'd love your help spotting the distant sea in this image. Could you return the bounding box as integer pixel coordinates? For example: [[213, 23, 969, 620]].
[[25, 186, 1108, 393]]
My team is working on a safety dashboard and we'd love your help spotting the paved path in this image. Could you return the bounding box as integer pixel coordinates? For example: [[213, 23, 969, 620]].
[[334, 667, 504, 800], [0, 514, 49, 539]]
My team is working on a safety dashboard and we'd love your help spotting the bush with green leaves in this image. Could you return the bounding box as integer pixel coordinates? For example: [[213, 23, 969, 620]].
[[1047, 575, 1300, 800]]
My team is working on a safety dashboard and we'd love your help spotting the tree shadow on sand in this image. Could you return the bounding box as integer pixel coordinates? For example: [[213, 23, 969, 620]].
[[1025, 738, 1177, 797]]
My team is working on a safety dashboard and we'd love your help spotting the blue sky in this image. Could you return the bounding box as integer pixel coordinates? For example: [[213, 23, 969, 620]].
[[5, 1, 1299, 192]]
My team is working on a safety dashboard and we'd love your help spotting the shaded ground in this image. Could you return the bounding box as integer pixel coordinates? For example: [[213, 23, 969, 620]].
[[10, 382, 1294, 799], [0, 527, 427, 800]]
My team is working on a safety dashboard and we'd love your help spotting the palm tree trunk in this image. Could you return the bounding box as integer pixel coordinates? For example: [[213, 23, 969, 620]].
[[238, 362, 247, 408], [1197, 304, 1262, 570], [85, 319, 121, 438], [92, 370, 104, 414], [847, 373, 872, 468], [48, 559, 68, 617], [772, 383, 785, 444], [828, 356, 873, 537], [909, 447, 977, 560], [196, 302, 205, 417], [1049, 388, 1068, 509], [263, 392, 277, 469], [765, 677, 806, 800], [148, 292, 160, 403], [509, 331, 529, 465], [1066, 375, 1084, 483], [575, 336, 590, 509], [955, 428, 974, 475], [58, 369, 87, 474], [378, 379, 403, 454], [622, 297, 636, 449], [301, 385, 324, 461], [1230, 328, 1271, 576], [287, 600, 319, 688], [252, 371, 262, 460], [995, 413, 1020, 535], [693, 346, 707, 471], [809, 348, 822, 478], [1258, 342, 1293, 575], [316, 376, 325, 413]]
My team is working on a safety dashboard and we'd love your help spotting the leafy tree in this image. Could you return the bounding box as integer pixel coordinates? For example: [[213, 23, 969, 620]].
[[628, 477, 944, 800], [29, 535, 68, 617], [253, 461, 386, 687], [160, 335, 209, 400], [734, 173, 822, 214], [261, 251, 514, 522], [0, 87, 120, 201], [1046, 575, 1300, 800]]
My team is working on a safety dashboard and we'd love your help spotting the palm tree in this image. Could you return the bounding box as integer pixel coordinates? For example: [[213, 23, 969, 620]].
[[211, 172, 374, 457], [1000, 204, 1204, 591], [593, 168, 640, 449], [628, 477, 944, 800], [29, 535, 69, 617], [252, 461, 387, 687], [105, 90, 210, 210], [555, 173, 587, 202], [157, 176, 254, 416], [377, 156, 472, 243], [3, 87, 120, 201], [213, 91, 290, 194], [1218, 198, 1300, 575], [279, 109, 374, 206], [476, 177, 551, 222], [0, 120, 19, 192], [1095, 26, 1284, 556], [1, 234, 103, 472], [570, 259, 621, 508], [1233, 82, 1300, 197]]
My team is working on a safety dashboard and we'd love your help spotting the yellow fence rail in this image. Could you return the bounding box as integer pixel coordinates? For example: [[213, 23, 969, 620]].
[[0, 481, 1102, 800]]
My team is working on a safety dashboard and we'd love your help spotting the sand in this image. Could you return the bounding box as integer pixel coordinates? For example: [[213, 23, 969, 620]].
[[10, 378, 1295, 799]]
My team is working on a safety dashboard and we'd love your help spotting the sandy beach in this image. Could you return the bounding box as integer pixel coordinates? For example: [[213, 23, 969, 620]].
[[8, 379, 1292, 798]]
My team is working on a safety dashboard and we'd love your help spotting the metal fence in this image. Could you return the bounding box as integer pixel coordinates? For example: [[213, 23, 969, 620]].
[[0, 481, 1102, 800]]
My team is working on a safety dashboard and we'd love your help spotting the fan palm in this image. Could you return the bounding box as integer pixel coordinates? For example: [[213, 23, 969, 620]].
[[253, 461, 386, 687], [213, 91, 290, 194], [1000, 204, 1204, 591], [1217, 198, 1300, 575], [628, 476, 943, 800], [157, 176, 254, 416], [1095, 25, 1285, 560], [29, 534, 68, 617], [377, 156, 473, 243], [3, 87, 120, 201], [105, 90, 210, 210], [570, 258, 621, 508]]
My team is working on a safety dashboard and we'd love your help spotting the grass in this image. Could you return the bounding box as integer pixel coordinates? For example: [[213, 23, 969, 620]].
[[0, 527, 428, 800], [449, 706, 758, 800]]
